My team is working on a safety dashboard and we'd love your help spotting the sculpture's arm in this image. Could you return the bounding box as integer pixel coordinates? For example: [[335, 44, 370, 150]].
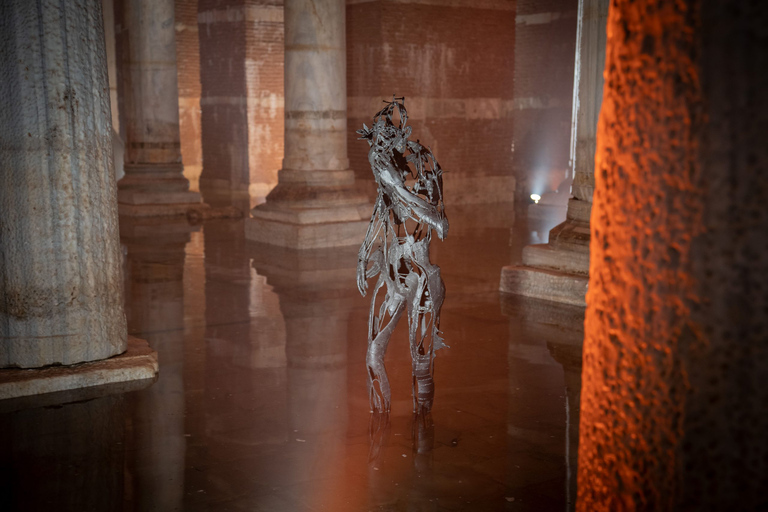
[[390, 183, 449, 240], [357, 195, 384, 296]]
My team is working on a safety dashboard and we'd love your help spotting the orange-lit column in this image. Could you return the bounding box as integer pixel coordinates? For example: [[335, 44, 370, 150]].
[[578, 0, 768, 509]]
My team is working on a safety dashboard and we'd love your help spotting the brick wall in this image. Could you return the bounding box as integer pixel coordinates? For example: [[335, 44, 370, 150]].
[[198, 0, 284, 199], [176, 0, 203, 189], [347, 0, 517, 204], [512, 0, 578, 200], [244, 2, 284, 200]]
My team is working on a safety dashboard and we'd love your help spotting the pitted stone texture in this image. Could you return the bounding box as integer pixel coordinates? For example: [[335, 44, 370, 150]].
[[0, 0, 127, 368], [577, 0, 768, 510]]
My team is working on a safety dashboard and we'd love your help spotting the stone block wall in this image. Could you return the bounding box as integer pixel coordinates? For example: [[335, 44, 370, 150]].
[[176, 0, 204, 189], [198, 0, 284, 200], [346, 0, 516, 204], [512, 0, 577, 200]]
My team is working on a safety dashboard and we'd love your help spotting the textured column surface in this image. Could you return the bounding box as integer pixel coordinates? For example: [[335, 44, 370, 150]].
[[0, 0, 127, 368], [577, 0, 768, 509], [116, 0, 202, 215], [246, 0, 368, 249]]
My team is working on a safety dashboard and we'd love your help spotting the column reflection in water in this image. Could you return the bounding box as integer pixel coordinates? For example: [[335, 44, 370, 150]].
[[501, 294, 583, 511], [121, 219, 191, 511], [202, 219, 288, 462], [0, 395, 126, 510], [250, 243, 358, 509]]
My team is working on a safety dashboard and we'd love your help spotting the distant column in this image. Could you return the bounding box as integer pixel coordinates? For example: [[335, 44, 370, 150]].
[[499, 0, 609, 306], [0, 0, 127, 368], [116, 0, 203, 216], [245, 0, 369, 249]]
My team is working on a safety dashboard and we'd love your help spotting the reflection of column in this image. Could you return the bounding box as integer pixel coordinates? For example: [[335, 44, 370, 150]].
[[503, 296, 570, 511], [251, 243, 356, 507], [116, 0, 203, 216], [203, 220, 289, 450], [546, 336, 583, 509], [245, 0, 369, 249], [122, 221, 188, 511], [578, 0, 768, 509], [0, 0, 126, 368], [0, 396, 125, 509], [500, 0, 609, 307]]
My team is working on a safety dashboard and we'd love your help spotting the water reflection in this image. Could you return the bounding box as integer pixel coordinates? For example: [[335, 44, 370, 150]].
[[0, 394, 126, 510], [121, 218, 191, 511], [250, 242, 358, 509], [501, 294, 584, 511], [0, 201, 586, 511]]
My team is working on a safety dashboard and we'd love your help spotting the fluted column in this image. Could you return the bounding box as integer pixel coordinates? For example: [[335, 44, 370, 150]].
[[116, 0, 202, 216], [245, 0, 368, 249], [0, 0, 127, 368]]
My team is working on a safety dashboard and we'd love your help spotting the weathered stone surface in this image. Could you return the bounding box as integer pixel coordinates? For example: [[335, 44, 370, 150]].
[[0, 336, 157, 400], [577, 0, 768, 509], [0, 0, 127, 368]]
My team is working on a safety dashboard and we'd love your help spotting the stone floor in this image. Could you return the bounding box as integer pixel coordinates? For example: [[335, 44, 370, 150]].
[[0, 202, 583, 511]]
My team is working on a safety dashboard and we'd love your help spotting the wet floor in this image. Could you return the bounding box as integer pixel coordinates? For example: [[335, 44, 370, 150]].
[[0, 203, 583, 511]]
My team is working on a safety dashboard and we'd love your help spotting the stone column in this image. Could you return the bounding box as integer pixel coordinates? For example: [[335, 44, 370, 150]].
[[116, 0, 203, 216], [577, 0, 768, 509], [245, 0, 368, 249], [0, 0, 127, 368], [499, 0, 608, 307], [103, 0, 125, 182]]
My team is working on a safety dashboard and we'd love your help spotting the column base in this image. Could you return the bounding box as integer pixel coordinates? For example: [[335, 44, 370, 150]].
[[500, 265, 588, 307], [500, 198, 591, 306], [0, 336, 158, 401], [118, 163, 206, 217], [245, 168, 372, 249], [118, 201, 208, 218], [245, 203, 370, 249]]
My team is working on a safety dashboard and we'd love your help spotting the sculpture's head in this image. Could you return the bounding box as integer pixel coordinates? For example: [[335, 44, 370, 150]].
[[357, 96, 412, 152]]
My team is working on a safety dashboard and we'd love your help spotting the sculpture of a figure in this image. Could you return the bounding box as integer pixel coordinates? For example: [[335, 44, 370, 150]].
[[356, 97, 449, 415]]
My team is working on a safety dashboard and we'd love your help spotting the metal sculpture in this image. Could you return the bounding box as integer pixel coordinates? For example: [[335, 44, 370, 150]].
[[356, 96, 449, 415]]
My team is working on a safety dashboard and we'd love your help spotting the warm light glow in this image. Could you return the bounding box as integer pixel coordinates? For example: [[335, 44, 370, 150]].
[[530, 193, 541, 204]]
